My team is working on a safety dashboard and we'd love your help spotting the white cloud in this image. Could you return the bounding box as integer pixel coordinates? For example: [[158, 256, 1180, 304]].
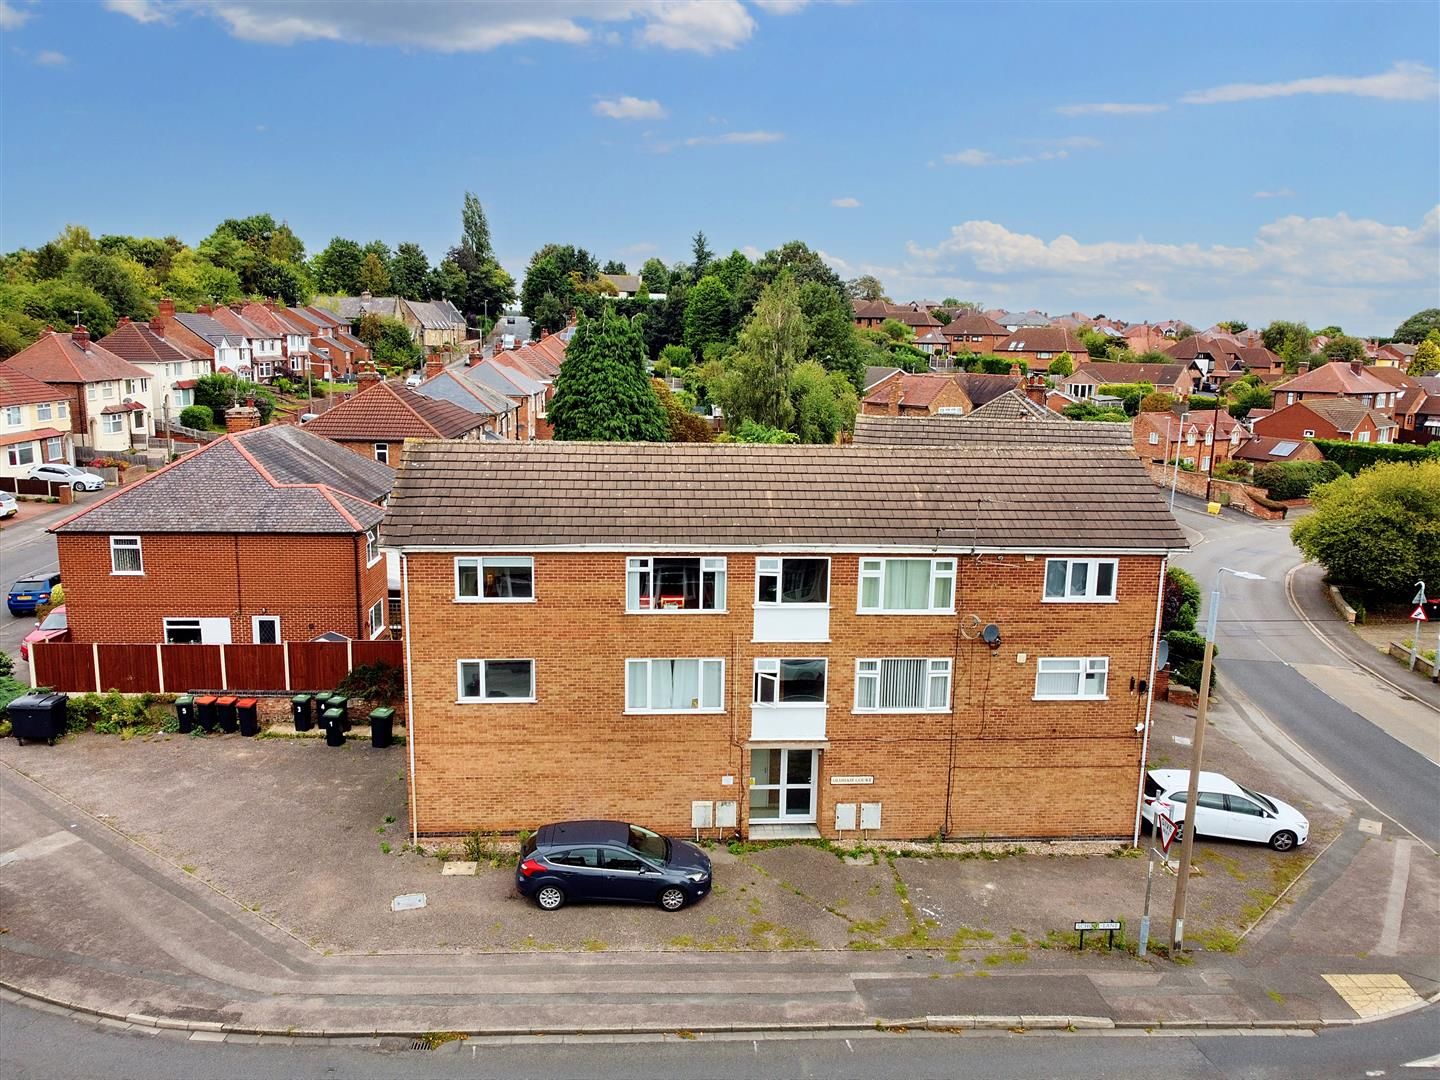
[[1183, 61, 1438, 105], [752, 0, 810, 11], [741, 244, 763, 260], [683, 130, 783, 146], [1253, 188, 1295, 199], [1055, 101, 1168, 116], [944, 148, 1068, 167], [34, 49, 69, 66], [831, 196, 861, 208], [103, 0, 769, 53], [593, 95, 667, 120], [0, 1, 33, 30]]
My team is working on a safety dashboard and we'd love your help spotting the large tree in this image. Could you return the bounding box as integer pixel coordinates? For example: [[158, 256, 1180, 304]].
[[311, 237, 365, 294], [1321, 334, 1366, 364], [690, 230, 714, 280], [390, 242, 431, 299], [67, 251, 153, 320], [846, 275, 888, 302], [639, 257, 670, 296], [1407, 332, 1440, 376], [547, 310, 667, 441], [796, 280, 865, 389], [714, 271, 808, 431], [1392, 309, 1440, 344], [357, 252, 391, 295], [683, 274, 737, 358], [461, 191, 494, 262]]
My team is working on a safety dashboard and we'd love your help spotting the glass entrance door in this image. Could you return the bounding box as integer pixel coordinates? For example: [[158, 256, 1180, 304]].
[[749, 748, 817, 822]]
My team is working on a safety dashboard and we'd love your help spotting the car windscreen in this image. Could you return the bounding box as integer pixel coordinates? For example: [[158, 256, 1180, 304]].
[[1238, 785, 1277, 814], [626, 824, 669, 863], [40, 611, 67, 630]]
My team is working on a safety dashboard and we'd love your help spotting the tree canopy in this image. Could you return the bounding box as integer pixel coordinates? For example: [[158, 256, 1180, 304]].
[[1392, 309, 1440, 344], [547, 310, 667, 442]]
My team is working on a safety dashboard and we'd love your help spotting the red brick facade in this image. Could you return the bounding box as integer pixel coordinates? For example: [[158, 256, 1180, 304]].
[[402, 550, 1165, 842], [56, 531, 389, 644], [1252, 402, 1383, 443]]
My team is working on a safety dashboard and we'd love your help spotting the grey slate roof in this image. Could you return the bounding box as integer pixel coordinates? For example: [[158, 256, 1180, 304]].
[[235, 423, 395, 504], [468, 360, 545, 398], [404, 299, 461, 331], [172, 313, 244, 348], [414, 370, 509, 418], [852, 413, 1134, 448], [956, 372, 1022, 407], [54, 434, 386, 535], [864, 365, 901, 390], [381, 441, 1186, 553], [962, 390, 1055, 421]]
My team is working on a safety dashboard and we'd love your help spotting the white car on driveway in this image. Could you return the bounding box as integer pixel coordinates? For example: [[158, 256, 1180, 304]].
[[1142, 769, 1309, 851], [0, 491, 16, 518], [27, 463, 106, 492]]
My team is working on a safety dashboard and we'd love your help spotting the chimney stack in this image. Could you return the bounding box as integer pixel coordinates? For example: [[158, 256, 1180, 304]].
[[117, 316, 131, 326], [197, 304, 212, 315], [424, 355, 445, 381], [540, 328, 550, 340], [224, 404, 262, 433], [468, 349, 482, 367], [157, 298, 176, 319], [1298, 361, 1310, 374], [357, 360, 380, 387], [1349, 359, 1362, 375], [71, 325, 90, 346]]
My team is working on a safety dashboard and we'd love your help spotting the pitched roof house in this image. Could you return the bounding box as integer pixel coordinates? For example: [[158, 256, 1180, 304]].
[[381, 440, 1185, 841], [1253, 398, 1397, 444], [993, 327, 1087, 367], [50, 423, 394, 646], [324, 294, 467, 349], [300, 377, 495, 465], [411, 369, 520, 439], [167, 309, 253, 377], [1059, 362, 1197, 400], [860, 373, 973, 417], [0, 364, 74, 477], [1232, 434, 1326, 465], [852, 411, 1134, 449], [940, 312, 1010, 355], [97, 317, 213, 420], [1270, 361, 1400, 414], [1132, 410, 1247, 468]]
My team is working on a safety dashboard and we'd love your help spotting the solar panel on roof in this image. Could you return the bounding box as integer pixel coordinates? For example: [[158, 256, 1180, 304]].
[[1270, 441, 1300, 456]]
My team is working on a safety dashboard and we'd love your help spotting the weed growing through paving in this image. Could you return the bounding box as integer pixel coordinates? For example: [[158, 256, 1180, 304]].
[[380, 842, 391, 854], [384, 814, 396, 824], [418, 1032, 468, 1049], [462, 830, 514, 867], [583, 939, 608, 952], [1267, 989, 1286, 1004]]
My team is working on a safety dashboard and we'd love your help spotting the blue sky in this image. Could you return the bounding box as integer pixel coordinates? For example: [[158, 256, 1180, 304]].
[[2, 0, 1437, 335]]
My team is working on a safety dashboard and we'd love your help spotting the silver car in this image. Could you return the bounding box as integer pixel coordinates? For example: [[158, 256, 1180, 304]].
[[27, 463, 106, 492]]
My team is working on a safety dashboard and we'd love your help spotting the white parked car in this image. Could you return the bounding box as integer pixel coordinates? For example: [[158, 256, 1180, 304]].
[[1142, 769, 1309, 851], [27, 463, 106, 492], [0, 491, 17, 518], [404, 372, 423, 387]]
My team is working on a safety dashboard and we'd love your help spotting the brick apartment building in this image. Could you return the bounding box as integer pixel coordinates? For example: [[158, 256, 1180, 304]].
[[51, 423, 394, 645], [383, 441, 1186, 842]]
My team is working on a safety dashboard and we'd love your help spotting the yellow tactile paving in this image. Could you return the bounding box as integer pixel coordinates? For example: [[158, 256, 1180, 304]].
[[1322, 974, 1423, 1018]]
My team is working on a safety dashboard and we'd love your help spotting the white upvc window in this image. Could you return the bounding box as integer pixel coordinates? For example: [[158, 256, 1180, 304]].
[[455, 556, 534, 601], [1148, 431, 1159, 445], [1044, 558, 1117, 602], [58, 401, 68, 418], [753, 658, 827, 705], [857, 557, 955, 614], [4, 405, 23, 426], [1034, 656, 1109, 700], [367, 599, 385, 639], [365, 527, 380, 566], [855, 658, 951, 713], [87, 385, 98, 401], [1302, 429, 1315, 438], [7, 444, 35, 467], [1186, 431, 1196, 446], [625, 658, 725, 713], [755, 557, 829, 606], [101, 413, 123, 434], [109, 535, 143, 575], [373, 443, 389, 465], [1201, 455, 1211, 470], [626, 556, 726, 612], [1286, 392, 1295, 405], [45, 436, 63, 459], [457, 658, 536, 702], [101, 383, 116, 399]]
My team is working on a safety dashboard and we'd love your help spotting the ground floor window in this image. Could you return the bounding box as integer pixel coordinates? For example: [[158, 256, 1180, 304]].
[[6, 443, 35, 467], [457, 659, 535, 702], [102, 414, 123, 435], [1034, 656, 1108, 700], [367, 599, 384, 639]]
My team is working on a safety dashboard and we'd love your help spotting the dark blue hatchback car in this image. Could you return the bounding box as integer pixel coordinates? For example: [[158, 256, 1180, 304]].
[[8, 573, 61, 617], [516, 820, 712, 912]]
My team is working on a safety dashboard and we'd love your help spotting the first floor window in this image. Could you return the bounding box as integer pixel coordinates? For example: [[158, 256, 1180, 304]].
[[626, 658, 724, 712], [1034, 656, 1108, 700], [6, 444, 35, 467], [858, 557, 954, 613], [367, 599, 384, 638], [855, 658, 951, 712], [1044, 558, 1117, 602], [58, 401, 68, 418], [109, 535, 143, 575], [457, 659, 535, 702], [374, 443, 389, 465], [4, 405, 22, 426], [756, 557, 829, 605], [102, 413, 123, 434], [365, 527, 380, 566], [753, 658, 827, 705], [627, 556, 726, 612], [455, 556, 534, 600], [1148, 431, 1159, 445]]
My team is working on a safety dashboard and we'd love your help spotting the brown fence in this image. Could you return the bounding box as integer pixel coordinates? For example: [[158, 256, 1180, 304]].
[[31, 639, 405, 695]]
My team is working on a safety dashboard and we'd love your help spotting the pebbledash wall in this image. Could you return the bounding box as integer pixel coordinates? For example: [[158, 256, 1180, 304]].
[[55, 531, 389, 644], [401, 550, 1166, 842]]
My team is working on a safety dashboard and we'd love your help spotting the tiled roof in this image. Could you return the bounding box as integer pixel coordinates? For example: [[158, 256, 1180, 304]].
[[1067, 362, 1190, 386], [469, 359, 545, 398], [300, 380, 485, 441], [52, 433, 385, 536], [994, 327, 1086, 355], [207, 306, 275, 342], [100, 401, 146, 415], [233, 423, 395, 503], [0, 426, 63, 448], [4, 330, 151, 385], [381, 441, 1187, 553], [941, 312, 1009, 337], [413, 370, 511, 419], [861, 373, 959, 409], [0, 365, 66, 407], [97, 319, 196, 367], [853, 413, 1135, 449], [962, 390, 1054, 420], [1294, 398, 1396, 432], [1274, 362, 1397, 397], [404, 299, 465, 331], [239, 303, 301, 338], [601, 273, 642, 293], [956, 373, 1022, 406], [1234, 435, 1312, 463], [864, 365, 901, 390], [327, 295, 403, 321]]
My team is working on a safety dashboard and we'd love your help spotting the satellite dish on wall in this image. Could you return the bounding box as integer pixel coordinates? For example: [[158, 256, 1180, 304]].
[[981, 624, 1001, 647], [1155, 641, 1170, 670]]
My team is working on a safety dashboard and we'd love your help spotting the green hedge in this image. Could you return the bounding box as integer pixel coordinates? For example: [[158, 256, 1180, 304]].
[[1314, 438, 1440, 475], [1165, 628, 1217, 691], [1253, 459, 1343, 500]]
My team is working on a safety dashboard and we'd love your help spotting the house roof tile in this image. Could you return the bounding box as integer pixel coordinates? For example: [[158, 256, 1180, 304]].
[[97, 319, 199, 367], [1273, 362, 1394, 396], [0, 365, 67, 407], [299, 380, 486, 441], [994, 327, 1086, 355], [4, 330, 151, 385], [941, 312, 1009, 337], [853, 413, 1135, 449]]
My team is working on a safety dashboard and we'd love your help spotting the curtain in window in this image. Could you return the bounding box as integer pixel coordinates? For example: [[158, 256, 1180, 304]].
[[1036, 660, 1081, 696], [1044, 561, 1067, 598], [884, 560, 930, 610], [927, 666, 949, 708], [881, 659, 925, 709]]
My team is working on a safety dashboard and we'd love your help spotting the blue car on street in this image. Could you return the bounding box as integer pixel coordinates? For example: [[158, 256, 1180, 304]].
[[516, 820, 712, 911], [8, 573, 61, 616]]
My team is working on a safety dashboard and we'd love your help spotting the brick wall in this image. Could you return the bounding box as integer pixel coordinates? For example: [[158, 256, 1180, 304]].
[[57, 531, 389, 644], [403, 551, 1165, 841]]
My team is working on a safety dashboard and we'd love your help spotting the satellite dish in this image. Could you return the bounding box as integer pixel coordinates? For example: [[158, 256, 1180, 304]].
[[981, 623, 1001, 647], [958, 614, 982, 639], [1155, 641, 1170, 670]]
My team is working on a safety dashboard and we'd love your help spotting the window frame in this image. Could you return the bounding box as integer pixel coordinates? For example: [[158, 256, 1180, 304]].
[[4, 405, 23, 426], [108, 535, 144, 576], [754, 556, 831, 608], [373, 442, 389, 465], [162, 618, 203, 645], [367, 599, 385, 639], [752, 657, 828, 707], [1033, 656, 1109, 701], [856, 557, 956, 615], [854, 657, 952, 713], [101, 412, 124, 435], [625, 555, 727, 614], [454, 555, 536, 603], [251, 614, 280, 645], [624, 657, 726, 715], [456, 658, 537, 704], [1042, 558, 1118, 603], [6, 443, 35, 468], [364, 527, 381, 567]]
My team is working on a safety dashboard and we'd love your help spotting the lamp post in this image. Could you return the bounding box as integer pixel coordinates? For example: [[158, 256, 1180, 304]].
[[1170, 566, 1265, 953]]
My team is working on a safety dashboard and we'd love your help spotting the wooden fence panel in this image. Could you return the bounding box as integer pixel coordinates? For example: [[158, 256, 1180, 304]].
[[223, 645, 287, 691], [97, 645, 160, 694], [31, 642, 98, 692], [351, 640, 404, 670], [286, 642, 350, 691], [158, 645, 224, 692]]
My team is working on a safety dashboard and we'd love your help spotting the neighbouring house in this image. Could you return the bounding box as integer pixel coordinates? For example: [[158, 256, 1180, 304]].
[[940, 312, 1010, 356], [992, 327, 1087, 368], [50, 422, 394, 645], [239, 302, 311, 378], [1232, 435, 1326, 466], [993, 309, 1052, 332], [954, 372, 1024, 408], [599, 273, 664, 300], [1132, 410, 1246, 469], [203, 304, 284, 380], [1270, 360, 1401, 414], [1121, 324, 1176, 354], [914, 328, 950, 360], [852, 402, 1135, 450], [1253, 399, 1397, 444], [299, 374, 496, 464], [412, 368, 520, 440], [1390, 374, 1440, 445], [0, 365, 73, 478], [864, 366, 901, 392], [1059, 362, 1197, 401], [851, 301, 941, 336], [324, 293, 467, 349], [860, 373, 973, 417], [1375, 342, 1417, 368], [465, 357, 549, 439], [381, 440, 1186, 841], [97, 317, 211, 425], [166, 306, 253, 378], [1164, 334, 1247, 385], [2, 326, 154, 453]]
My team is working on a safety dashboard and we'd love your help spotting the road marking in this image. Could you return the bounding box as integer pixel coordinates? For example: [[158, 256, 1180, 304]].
[[1405, 1053, 1440, 1068], [1376, 840, 1413, 957], [1322, 974, 1423, 1018], [0, 829, 81, 868]]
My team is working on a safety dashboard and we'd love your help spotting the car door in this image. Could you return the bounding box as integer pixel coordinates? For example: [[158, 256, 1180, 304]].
[[1222, 794, 1273, 842], [598, 846, 654, 902], [544, 847, 604, 901], [1192, 792, 1228, 838]]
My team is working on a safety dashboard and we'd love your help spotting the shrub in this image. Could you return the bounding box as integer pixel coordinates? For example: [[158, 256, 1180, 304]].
[[1096, 382, 1154, 416], [1139, 392, 1176, 413], [1165, 629, 1217, 691], [65, 690, 177, 736], [1314, 438, 1440, 475], [1253, 460, 1343, 500], [336, 662, 403, 705], [1248, 492, 1289, 512], [0, 652, 14, 680], [1213, 459, 1252, 482], [179, 404, 213, 430], [1162, 567, 1201, 634]]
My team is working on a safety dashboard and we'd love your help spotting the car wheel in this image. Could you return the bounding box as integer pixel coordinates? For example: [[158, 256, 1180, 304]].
[[535, 885, 565, 911], [1269, 830, 1298, 852], [71, 481, 84, 492], [658, 887, 687, 912]]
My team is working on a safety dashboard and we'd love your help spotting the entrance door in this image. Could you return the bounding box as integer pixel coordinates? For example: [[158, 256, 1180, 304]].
[[749, 749, 817, 823]]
